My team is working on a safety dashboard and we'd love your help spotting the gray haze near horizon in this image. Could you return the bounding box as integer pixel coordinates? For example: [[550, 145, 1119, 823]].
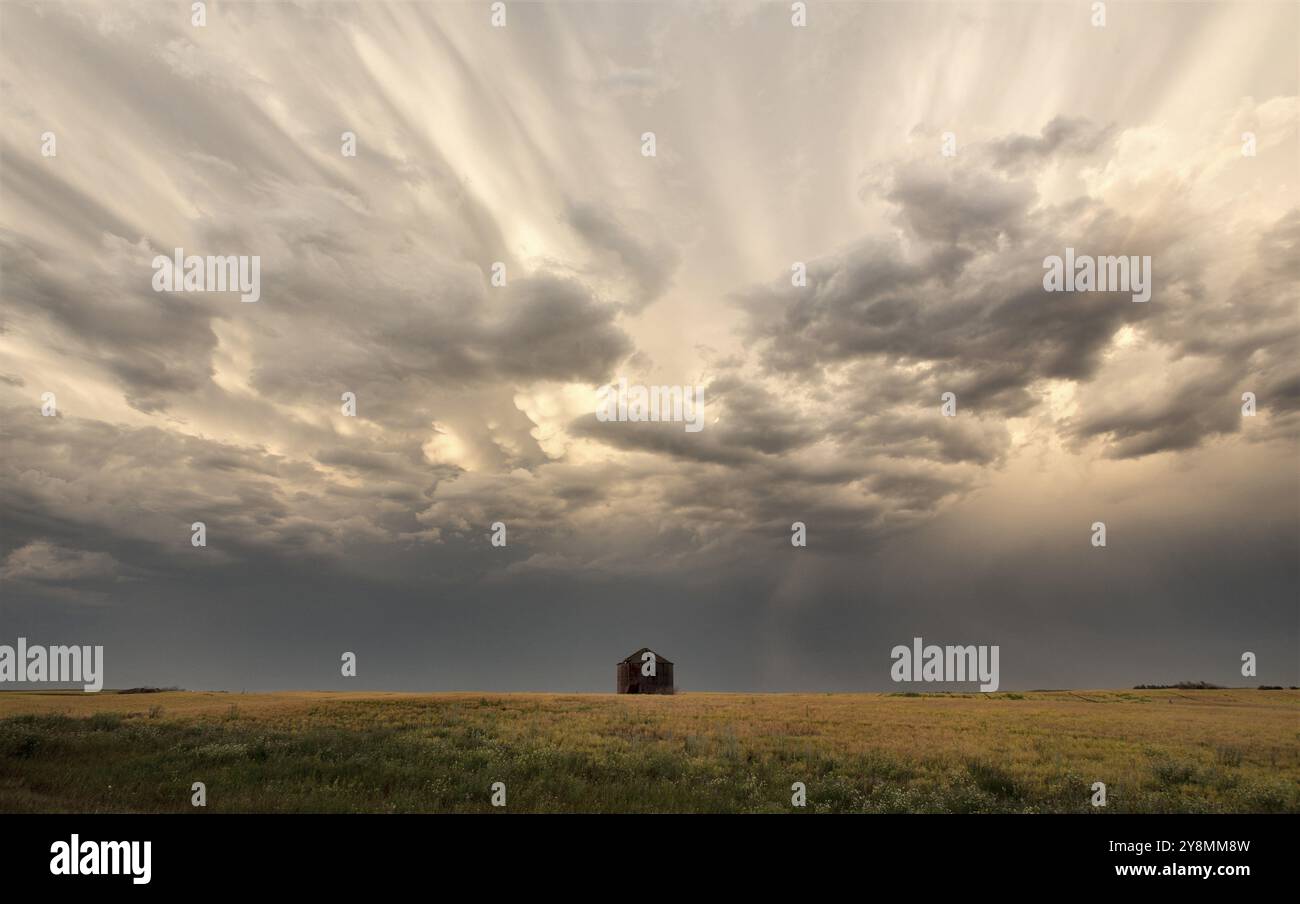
[[1, 2, 1297, 692]]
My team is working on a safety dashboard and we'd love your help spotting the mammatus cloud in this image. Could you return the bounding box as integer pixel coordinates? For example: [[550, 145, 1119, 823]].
[[0, 1, 1295, 690]]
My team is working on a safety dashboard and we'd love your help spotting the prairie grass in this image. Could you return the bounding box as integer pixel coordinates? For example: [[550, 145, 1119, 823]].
[[0, 689, 1295, 813]]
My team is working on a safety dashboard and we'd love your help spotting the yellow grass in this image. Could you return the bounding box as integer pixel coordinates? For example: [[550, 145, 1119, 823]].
[[2, 689, 1296, 812]]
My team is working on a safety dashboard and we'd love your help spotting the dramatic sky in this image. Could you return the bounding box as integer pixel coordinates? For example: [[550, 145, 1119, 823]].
[[1, 1, 1296, 692]]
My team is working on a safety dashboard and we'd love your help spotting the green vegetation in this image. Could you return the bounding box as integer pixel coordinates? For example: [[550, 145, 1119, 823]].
[[1, 690, 1295, 813]]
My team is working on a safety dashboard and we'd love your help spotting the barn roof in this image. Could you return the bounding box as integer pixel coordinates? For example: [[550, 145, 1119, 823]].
[[621, 647, 673, 665]]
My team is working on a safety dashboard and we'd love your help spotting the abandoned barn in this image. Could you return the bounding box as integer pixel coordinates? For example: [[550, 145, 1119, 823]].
[[616, 648, 674, 694]]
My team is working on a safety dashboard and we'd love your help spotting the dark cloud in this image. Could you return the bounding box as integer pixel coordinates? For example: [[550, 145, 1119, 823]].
[[987, 116, 1115, 171], [0, 233, 218, 411], [490, 276, 634, 381], [885, 163, 1036, 247], [1068, 368, 1244, 458], [566, 202, 680, 311], [740, 135, 1298, 463]]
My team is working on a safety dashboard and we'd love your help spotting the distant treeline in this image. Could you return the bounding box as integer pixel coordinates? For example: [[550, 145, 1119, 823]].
[[1133, 682, 1298, 690], [1134, 681, 1224, 689]]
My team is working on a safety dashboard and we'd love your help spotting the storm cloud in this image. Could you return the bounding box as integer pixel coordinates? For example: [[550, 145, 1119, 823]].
[[1, 1, 1295, 691]]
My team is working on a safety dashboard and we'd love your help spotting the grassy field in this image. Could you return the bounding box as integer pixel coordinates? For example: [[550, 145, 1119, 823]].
[[1, 689, 1296, 813]]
